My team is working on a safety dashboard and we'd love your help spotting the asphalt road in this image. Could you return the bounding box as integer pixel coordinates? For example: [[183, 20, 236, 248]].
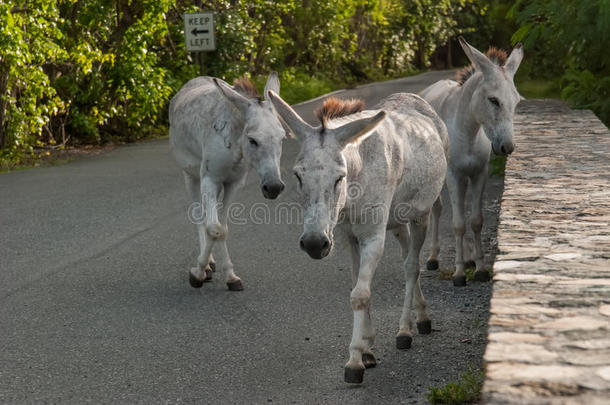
[[0, 70, 502, 404]]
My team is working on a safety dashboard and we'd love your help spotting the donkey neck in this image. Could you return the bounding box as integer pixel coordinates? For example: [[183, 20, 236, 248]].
[[450, 73, 484, 140]]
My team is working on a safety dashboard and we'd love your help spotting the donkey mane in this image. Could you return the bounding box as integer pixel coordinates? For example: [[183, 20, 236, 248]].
[[456, 47, 508, 85], [315, 97, 365, 126], [233, 76, 261, 100]]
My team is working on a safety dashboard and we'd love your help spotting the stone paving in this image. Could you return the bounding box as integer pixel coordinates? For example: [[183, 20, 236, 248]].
[[482, 100, 610, 404]]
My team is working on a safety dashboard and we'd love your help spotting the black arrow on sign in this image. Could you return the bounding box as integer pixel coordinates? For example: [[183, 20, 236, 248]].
[[191, 28, 209, 36]]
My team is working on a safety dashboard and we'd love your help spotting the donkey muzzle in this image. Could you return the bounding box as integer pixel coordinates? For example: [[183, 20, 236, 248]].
[[300, 232, 332, 259], [500, 141, 515, 155], [261, 180, 285, 199], [493, 140, 515, 156]]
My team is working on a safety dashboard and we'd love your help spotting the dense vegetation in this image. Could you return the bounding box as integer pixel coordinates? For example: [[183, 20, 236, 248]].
[[510, 0, 610, 124], [1, 0, 608, 167]]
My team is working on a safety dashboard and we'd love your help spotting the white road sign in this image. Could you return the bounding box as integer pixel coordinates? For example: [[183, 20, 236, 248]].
[[184, 12, 216, 52]]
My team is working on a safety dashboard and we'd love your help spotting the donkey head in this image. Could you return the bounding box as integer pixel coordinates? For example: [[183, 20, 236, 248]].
[[458, 37, 524, 156], [213, 72, 285, 199], [268, 92, 385, 259]]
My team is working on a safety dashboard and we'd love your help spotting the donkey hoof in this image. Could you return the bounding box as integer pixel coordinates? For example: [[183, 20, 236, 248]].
[[204, 268, 213, 282], [453, 275, 467, 287], [189, 272, 204, 289], [426, 259, 439, 271], [396, 334, 413, 350], [226, 280, 244, 291], [474, 270, 491, 282], [209, 262, 216, 272], [417, 320, 432, 335], [344, 366, 365, 384], [464, 260, 476, 269], [362, 353, 376, 369]]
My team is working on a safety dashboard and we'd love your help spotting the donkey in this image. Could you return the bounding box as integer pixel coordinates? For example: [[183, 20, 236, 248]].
[[169, 73, 286, 291], [419, 37, 523, 286], [268, 92, 448, 384]]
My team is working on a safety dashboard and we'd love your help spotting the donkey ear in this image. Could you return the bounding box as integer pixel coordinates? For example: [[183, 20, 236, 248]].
[[505, 43, 524, 79], [213, 78, 251, 114], [458, 37, 495, 79], [267, 90, 315, 140], [333, 111, 386, 148], [264, 71, 280, 98]]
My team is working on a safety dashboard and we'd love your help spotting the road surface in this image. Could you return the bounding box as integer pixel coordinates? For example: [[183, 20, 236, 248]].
[[0, 70, 502, 404]]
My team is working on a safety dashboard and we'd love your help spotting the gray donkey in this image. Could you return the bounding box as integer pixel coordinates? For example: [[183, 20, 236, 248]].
[[420, 37, 523, 286], [170, 73, 285, 291], [268, 91, 448, 384]]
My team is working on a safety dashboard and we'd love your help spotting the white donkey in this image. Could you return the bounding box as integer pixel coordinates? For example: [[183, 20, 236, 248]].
[[170, 73, 286, 291], [420, 37, 523, 286], [268, 92, 448, 384]]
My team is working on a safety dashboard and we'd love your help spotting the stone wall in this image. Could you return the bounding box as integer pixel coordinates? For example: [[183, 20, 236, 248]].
[[482, 100, 610, 404]]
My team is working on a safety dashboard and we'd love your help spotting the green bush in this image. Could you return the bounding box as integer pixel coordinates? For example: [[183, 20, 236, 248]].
[[252, 70, 340, 105], [0, 0, 517, 166], [0, 0, 65, 160], [509, 0, 610, 125]]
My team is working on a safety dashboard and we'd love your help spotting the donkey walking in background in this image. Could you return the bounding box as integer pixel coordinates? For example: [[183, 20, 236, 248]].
[[170, 73, 286, 291], [268, 91, 448, 384], [420, 37, 523, 286]]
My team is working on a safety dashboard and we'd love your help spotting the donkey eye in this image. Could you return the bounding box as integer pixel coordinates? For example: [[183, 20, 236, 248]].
[[488, 97, 500, 107], [294, 172, 302, 188], [248, 137, 259, 147]]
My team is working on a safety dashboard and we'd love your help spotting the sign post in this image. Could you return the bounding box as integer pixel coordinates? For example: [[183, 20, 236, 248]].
[[183, 12, 216, 75]]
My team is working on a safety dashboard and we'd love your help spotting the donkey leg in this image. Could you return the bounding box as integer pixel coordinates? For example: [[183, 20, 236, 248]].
[[462, 237, 476, 269], [183, 172, 214, 287], [215, 181, 243, 291], [345, 231, 385, 383], [446, 171, 468, 286], [201, 177, 226, 240], [188, 176, 223, 287], [214, 240, 242, 290], [184, 172, 217, 272], [348, 234, 360, 289], [426, 196, 442, 270], [397, 215, 429, 348], [347, 234, 376, 368], [392, 224, 410, 260], [348, 236, 376, 368], [414, 276, 431, 334], [394, 224, 429, 331], [470, 167, 490, 282]]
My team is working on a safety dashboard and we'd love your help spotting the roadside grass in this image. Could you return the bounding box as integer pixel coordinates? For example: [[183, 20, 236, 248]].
[[0, 126, 168, 173], [516, 77, 561, 100], [0, 154, 76, 173], [489, 154, 506, 177], [513, 60, 561, 100], [465, 267, 476, 281], [252, 70, 344, 105], [439, 266, 478, 281], [0, 144, 117, 174], [252, 68, 422, 105], [427, 366, 485, 404]]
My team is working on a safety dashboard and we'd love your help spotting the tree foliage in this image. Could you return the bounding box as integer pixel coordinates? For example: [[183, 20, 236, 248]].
[[0, 1, 66, 157], [0, 1, 507, 163], [1, 0, 195, 162], [509, 0, 610, 125]]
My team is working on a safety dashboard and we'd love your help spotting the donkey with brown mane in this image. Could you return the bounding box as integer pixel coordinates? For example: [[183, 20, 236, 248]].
[[267, 92, 448, 384], [169, 73, 286, 291], [420, 37, 523, 286]]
